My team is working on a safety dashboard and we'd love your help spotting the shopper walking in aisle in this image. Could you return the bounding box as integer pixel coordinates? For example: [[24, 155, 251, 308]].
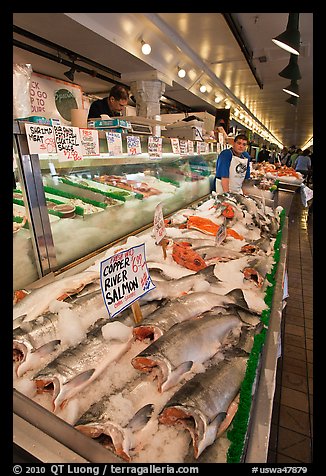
[[288, 148, 302, 168], [294, 149, 311, 182], [88, 84, 129, 119], [215, 133, 251, 194], [257, 144, 270, 163]]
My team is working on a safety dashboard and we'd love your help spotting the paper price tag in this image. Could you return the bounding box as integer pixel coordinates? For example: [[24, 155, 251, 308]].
[[127, 135, 142, 155], [215, 218, 227, 245], [25, 123, 57, 154], [80, 128, 100, 156], [153, 202, 166, 244], [53, 125, 83, 161], [106, 131, 123, 156], [100, 243, 155, 318]]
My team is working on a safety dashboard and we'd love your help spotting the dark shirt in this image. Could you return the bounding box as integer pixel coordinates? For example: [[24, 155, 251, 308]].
[[257, 149, 270, 163], [88, 97, 120, 119]]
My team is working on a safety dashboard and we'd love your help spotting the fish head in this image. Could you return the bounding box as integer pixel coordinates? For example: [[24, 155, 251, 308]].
[[133, 325, 163, 342]]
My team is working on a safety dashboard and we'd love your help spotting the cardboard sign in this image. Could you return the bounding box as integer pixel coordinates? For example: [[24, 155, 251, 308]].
[[100, 243, 155, 318], [127, 135, 142, 155], [187, 140, 194, 155], [25, 123, 57, 154], [153, 202, 166, 244], [106, 131, 123, 156], [53, 125, 83, 162], [148, 136, 163, 158]]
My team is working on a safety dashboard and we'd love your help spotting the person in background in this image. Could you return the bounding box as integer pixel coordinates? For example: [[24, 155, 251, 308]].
[[288, 148, 302, 168], [282, 145, 295, 165], [294, 149, 311, 182], [215, 133, 251, 194], [88, 84, 129, 119], [257, 144, 270, 163], [279, 147, 288, 165]]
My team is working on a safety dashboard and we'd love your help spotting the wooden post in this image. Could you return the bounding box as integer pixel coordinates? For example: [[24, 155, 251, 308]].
[[131, 300, 143, 324]]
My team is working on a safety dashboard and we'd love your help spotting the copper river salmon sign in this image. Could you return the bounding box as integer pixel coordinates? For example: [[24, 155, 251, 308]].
[[100, 243, 155, 318]]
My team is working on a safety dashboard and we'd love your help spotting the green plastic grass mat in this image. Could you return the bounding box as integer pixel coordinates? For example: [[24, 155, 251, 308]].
[[43, 185, 108, 210], [45, 196, 84, 216], [159, 176, 181, 187], [226, 207, 286, 462]]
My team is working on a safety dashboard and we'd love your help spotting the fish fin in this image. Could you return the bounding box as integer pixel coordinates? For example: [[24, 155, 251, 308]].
[[195, 412, 226, 458], [30, 340, 61, 357], [225, 288, 249, 310], [54, 368, 96, 412], [13, 314, 28, 329], [160, 361, 193, 393], [127, 404, 154, 432], [197, 264, 221, 284]]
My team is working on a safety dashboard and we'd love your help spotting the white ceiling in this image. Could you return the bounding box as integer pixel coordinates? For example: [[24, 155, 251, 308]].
[[13, 12, 313, 149]]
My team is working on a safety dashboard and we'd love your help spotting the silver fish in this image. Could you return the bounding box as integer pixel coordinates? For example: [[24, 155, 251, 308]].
[[195, 245, 243, 263], [75, 381, 154, 462], [13, 270, 100, 324], [13, 289, 106, 377], [133, 290, 249, 341], [158, 353, 248, 458], [33, 321, 133, 413], [131, 312, 242, 392]]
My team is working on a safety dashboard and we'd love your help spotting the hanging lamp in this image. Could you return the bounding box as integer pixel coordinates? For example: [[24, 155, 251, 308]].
[[272, 13, 301, 55]]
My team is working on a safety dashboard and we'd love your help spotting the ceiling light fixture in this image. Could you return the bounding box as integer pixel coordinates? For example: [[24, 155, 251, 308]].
[[283, 79, 300, 97], [199, 84, 207, 93], [278, 53, 301, 80], [286, 95, 299, 107], [272, 13, 301, 56], [64, 65, 76, 82], [141, 40, 151, 55], [177, 67, 186, 78], [214, 95, 223, 104]]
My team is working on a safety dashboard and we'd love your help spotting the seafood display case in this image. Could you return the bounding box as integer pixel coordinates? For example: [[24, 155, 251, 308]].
[[13, 161, 288, 464], [13, 119, 217, 291]]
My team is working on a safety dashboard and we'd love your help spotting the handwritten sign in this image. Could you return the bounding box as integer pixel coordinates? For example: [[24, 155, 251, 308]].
[[153, 202, 166, 245], [80, 128, 99, 156], [215, 218, 227, 245], [179, 140, 188, 155], [106, 131, 123, 156], [187, 140, 194, 155], [148, 136, 163, 159], [25, 123, 57, 154], [100, 243, 155, 318], [53, 125, 83, 162], [170, 138, 180, 154], [127, 135, 142, 155]]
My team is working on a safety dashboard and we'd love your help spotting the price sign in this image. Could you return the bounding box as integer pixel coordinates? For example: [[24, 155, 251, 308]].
[[80, 128, 100, 156], [106, 131, 123, 156], [148, 136, 162, 159], [100, 243, 155, 318], [179, 140, 188, 155], [170, 138, 180, 154], [53, 125, 83, 162], [187, 140, 194, 155], [153, 202, 166, 244], [215, 218, 227, 245], [25, 123, 57, 154], [127, 135, 142, 155]]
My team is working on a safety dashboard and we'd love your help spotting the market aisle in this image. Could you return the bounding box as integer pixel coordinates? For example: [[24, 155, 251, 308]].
[[267, 190, 313, 463]]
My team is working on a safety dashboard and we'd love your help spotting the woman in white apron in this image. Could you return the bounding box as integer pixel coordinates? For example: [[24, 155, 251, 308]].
[[215, 134, 251, 194]]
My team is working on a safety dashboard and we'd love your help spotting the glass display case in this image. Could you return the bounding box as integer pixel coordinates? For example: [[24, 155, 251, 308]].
[[13, 120, 218, 290]]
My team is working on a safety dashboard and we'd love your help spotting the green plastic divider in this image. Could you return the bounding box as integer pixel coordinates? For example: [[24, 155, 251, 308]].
[[59, 177, 132, 202], [43, 185, 108, 210], [159, 176, 181, 187], [226, 207, 286, 463]]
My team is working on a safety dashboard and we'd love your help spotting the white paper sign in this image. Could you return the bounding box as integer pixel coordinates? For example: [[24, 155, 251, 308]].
[[53, 125, 83, 162], [127, 135, 142, 155], [25, 123, 57, 154], [171, 138, 180, 154], [79, 128, 100, 156], [179, 140, 188, 155], [153, 202, 166, 244], [187, 140, 194, 155], [148, 136, 163, 158], [100, 243, 156, 318], [215, 218, 227, 245], [106, 131, 123, 156]]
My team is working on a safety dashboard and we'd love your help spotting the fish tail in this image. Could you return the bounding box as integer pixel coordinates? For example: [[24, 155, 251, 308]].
[[225, 288, 249, 310]]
